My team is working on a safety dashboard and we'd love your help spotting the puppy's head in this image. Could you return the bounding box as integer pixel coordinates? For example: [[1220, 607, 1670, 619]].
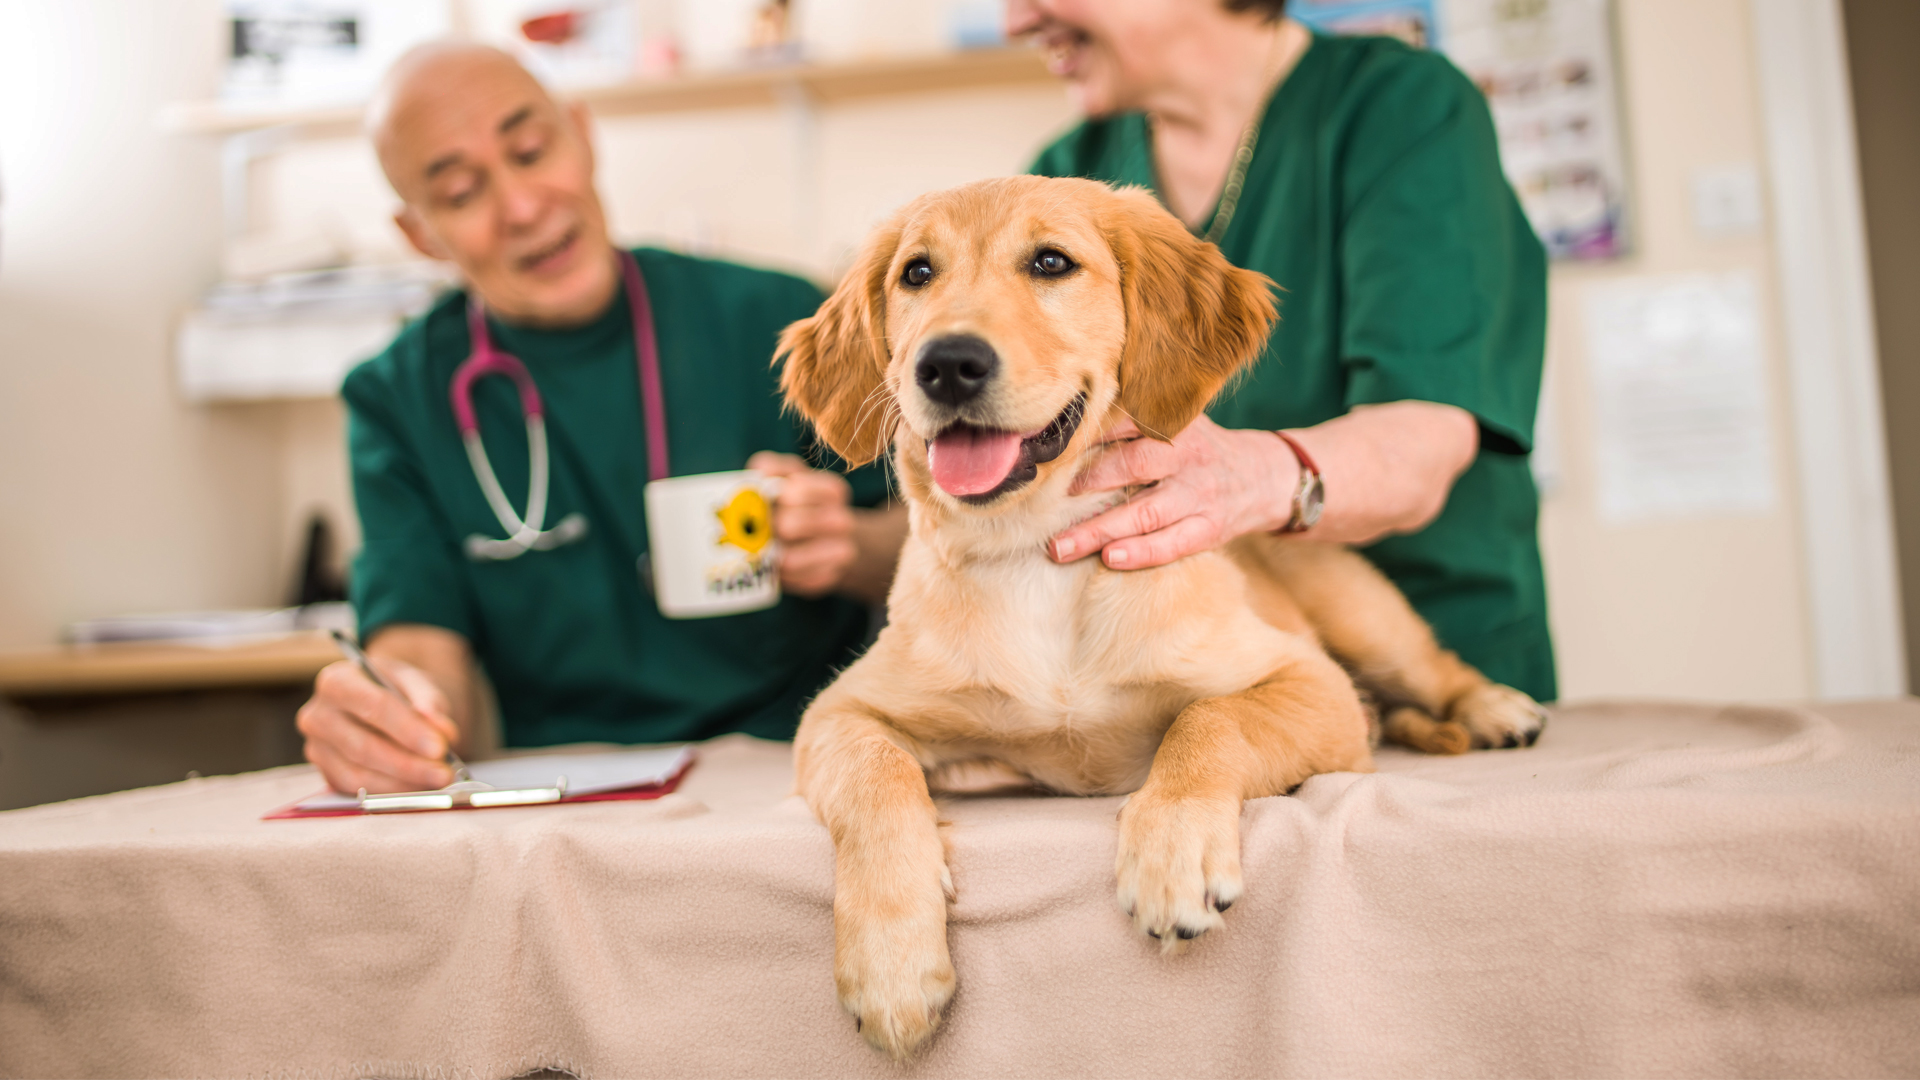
[[778, 176, 1275, 511]]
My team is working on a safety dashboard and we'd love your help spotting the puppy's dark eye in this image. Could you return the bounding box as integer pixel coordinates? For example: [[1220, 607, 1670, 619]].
[[902, 259, 933, 287], [1031, 249, 1076, 277]]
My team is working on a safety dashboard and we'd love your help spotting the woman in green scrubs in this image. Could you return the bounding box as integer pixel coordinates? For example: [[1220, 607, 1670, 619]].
[[1013, 0, 1555, 701]]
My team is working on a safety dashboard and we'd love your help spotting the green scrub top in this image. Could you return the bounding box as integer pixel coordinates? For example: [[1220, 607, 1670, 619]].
[[343, 247, 886, 746], [1032, 32, 1556, 701]]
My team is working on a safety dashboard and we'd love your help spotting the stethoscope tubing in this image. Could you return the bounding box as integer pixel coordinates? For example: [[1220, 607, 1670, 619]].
[[454, 251, 663, 561], [460, 420, 588, 560]]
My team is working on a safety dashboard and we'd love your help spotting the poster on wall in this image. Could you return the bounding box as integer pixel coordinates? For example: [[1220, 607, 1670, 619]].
[[1291, 0, 1442, 49], [1294, 0, 1630, 260], [1444, 0, 1629, 259]]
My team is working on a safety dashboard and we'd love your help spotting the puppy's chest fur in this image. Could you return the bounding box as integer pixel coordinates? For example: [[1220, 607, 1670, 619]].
[[889, 537, 1293, 794]]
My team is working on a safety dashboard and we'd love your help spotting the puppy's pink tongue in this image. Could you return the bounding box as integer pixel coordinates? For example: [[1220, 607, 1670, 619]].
[[928, 427, 1023, 496]]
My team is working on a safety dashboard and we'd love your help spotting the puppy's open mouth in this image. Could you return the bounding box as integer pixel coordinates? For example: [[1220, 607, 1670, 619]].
[[926, 394, 1086, 504]]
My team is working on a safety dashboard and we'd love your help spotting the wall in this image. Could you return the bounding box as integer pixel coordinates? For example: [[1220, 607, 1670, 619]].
[[1536, 0, 1813, 700], [1842, 0, 1920, 694], [0, 0, 1839, 705], [0, 0, 295, 649]]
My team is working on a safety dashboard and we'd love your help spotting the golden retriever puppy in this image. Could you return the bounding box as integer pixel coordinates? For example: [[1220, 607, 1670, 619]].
[[776, 175, 1545, 1058]]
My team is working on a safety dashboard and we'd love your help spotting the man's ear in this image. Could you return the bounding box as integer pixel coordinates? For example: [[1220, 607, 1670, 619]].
[[393, 206, 447, 262], [775, 210, 906, 466], [1101, 186, 1278, 441]]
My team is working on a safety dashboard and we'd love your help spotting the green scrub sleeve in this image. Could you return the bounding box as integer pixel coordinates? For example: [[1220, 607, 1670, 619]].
[[1334, 57, 1547, 455], [343, 368, 479, 644]]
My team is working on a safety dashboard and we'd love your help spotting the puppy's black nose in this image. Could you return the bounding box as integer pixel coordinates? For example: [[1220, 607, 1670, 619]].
[[915, 335, 998, 407]]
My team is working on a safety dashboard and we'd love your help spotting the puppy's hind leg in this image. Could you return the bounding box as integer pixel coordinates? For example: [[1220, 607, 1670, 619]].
[[794, 696, 954, 1059], [1242, 539, 1547, 752]]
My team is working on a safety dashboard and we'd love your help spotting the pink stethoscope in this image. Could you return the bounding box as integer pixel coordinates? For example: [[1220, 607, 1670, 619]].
[[452, 251, 669, 561]]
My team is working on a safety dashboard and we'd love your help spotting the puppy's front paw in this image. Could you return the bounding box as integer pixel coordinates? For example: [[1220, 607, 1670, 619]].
[[1452, 683, 1547, 749], [834, 897, 956, 1059], [1114, 794, 1243, 952]]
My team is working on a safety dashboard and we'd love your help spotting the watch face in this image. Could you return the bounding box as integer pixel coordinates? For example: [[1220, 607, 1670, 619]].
[[1300, 475, 1325, 529]]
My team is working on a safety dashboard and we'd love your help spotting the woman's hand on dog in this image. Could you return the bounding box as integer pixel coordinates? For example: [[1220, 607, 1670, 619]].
[[1048, 415, 1302, 570], [1048, 402, 1481, 570]]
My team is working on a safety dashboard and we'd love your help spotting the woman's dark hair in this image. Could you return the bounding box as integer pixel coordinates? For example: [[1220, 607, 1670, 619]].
[[1224, 0, 1288, 20]]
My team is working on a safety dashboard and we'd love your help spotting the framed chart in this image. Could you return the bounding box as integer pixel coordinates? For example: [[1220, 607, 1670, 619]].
[[1294, 0, 1631, 260]]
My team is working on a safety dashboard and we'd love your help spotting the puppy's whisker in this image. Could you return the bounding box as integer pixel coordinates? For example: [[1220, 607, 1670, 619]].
[[1125, 410, 1173, 443], [846, 383, 898, 465]]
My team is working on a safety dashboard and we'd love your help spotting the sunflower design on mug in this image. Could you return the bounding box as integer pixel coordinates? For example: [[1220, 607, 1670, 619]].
[[716, 488, 774, 556], [707, 486, 777, 598]]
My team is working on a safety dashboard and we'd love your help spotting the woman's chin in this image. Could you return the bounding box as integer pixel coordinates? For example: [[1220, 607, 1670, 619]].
[[1067, 77, 1123, 119]]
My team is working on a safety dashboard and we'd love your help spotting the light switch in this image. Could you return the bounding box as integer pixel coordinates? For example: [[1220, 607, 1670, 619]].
[[1691, 163, 1765, 238]]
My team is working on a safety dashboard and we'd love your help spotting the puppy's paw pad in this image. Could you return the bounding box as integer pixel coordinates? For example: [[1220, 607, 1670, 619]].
[[836, 908, 955, 1060], [1115, 797, 1242, 953], [839, 959, 954, 1059], [1452, 684, 1547, 750]]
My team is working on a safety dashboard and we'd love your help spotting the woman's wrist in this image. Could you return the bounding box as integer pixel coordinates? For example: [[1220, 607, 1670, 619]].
[[1234, 426, 1302, 536], [1270, 430, 1324, 534]]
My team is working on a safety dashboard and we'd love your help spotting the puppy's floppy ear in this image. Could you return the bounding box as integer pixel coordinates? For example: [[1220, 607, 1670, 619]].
[[1101, 186, 1278, 442], [776, 212, 905, 467]]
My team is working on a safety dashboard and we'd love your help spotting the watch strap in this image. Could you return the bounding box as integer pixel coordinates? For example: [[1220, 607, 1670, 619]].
[[1273, 431, 1322, 534]]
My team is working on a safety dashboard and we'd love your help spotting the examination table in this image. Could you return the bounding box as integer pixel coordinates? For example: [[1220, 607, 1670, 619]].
[[2, 700, 1917, 1078]]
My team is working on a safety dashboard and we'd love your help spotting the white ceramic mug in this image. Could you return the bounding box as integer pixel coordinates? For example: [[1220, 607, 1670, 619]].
[[643, 469, 783, 619]]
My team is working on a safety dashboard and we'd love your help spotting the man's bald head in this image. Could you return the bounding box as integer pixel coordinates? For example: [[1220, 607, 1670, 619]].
[[368, 43, 552, 193], [371, 40, 617, 328]]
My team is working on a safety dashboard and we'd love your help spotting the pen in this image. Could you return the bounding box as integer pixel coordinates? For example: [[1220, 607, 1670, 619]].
[[328, 629, 472, 782]]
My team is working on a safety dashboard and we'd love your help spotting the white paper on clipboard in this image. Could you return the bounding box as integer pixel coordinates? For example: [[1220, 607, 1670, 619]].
[[289, 745, 694, 814]]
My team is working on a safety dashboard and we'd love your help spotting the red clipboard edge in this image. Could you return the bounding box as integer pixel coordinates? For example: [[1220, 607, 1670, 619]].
[[262, 751, 696, 820]]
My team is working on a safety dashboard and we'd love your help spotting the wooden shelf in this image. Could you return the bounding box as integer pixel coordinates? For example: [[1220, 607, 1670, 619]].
[[161, 47, 1056, 136], [0, 632, 340, 698]]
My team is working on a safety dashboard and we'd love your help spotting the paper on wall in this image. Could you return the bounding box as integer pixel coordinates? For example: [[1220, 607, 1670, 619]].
[[1583, 271, 1776, 524]]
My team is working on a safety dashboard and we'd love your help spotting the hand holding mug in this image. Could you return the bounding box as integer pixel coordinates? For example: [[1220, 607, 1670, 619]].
[[749, 451, 858, 597]]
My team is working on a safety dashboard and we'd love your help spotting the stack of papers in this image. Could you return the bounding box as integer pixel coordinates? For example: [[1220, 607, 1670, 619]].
[[178, 262, 458, 402], [67, 603, 353, 647]]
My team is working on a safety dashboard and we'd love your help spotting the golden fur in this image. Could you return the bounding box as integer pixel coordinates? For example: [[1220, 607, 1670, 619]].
[[776, 176, 1545, 1058]]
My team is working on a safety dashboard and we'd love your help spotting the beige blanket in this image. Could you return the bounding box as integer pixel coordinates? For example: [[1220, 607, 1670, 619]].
[[2, 700, 1918, 1078]]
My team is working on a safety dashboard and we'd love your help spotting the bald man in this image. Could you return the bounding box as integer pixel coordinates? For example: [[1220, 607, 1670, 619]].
[[297, 44, 906, 795]]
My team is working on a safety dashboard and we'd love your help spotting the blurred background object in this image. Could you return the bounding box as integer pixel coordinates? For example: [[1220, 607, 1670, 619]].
[[177, 260, 454, 400], [223, 0, 455, 108], [0, 0, 1913, 808]]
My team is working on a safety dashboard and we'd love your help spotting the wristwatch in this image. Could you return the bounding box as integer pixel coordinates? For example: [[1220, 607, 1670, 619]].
[[1273, 431, 1324, 534]]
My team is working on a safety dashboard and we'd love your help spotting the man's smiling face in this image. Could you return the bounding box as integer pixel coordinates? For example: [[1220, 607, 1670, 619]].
[[374, 45, 617, 328]]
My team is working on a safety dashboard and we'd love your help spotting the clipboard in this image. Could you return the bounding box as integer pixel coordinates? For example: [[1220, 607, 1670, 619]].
[[265, 745, 695, 820]]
